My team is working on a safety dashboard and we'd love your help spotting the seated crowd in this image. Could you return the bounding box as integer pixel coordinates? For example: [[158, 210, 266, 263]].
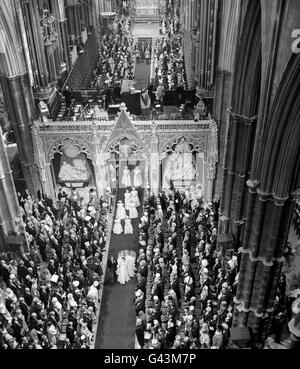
[[0, 187, 109, 349]]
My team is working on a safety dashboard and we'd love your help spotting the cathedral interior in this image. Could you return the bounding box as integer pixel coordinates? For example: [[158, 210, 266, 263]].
[[0, 0, 300, 351]]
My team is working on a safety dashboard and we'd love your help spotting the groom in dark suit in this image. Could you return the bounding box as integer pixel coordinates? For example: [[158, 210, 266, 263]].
[[107, 255, 118, 285]]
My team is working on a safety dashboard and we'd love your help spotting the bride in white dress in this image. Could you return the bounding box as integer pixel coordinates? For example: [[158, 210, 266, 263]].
[[116, 254, 130, 285], [131, 188, 140, 207], [116, 201, 127, 220], [128, 198, 138, 219], [121, 165, 131, 188], [116, 251, 136, 284], [125, 250, 136, 278], [113, 218, 123, 235], [124, 216, 133, 235]]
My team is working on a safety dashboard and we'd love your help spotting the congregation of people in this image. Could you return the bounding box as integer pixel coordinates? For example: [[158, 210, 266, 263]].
[[0, 178, 298, 349], [134, 183, 299, 349], [134, 185, 239, 349], [0, 187, 111, 349], [293, 202, 300, 238], [89, 13, 135, 92], [153, 1, 187, 92]]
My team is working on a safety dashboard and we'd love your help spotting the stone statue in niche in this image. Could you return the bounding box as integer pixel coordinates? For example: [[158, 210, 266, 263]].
[[58, 140, 90, 182], [162, 137, 196, 188]]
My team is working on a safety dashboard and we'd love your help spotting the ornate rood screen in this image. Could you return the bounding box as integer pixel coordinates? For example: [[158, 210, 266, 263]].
[[32, 104, 218, 201]]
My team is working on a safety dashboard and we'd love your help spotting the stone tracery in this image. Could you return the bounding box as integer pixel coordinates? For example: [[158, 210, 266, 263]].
[[32, 104, 218, 201]]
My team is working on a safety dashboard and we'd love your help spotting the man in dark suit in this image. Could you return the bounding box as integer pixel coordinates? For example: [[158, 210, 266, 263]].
[[170, 274, 181, 301], [24, 287, 33, 307], [0, 260, 10, 284], [165, 321, 176, 347], [39, 285, 49, 307], [17, 260, 28, 284], [66, 321, 76, 345], [138, 260, 148, 279], [19, 297, 29, 322], [158, 192, 167, 213], [135, 296, 145, 315], [136, 318, 145, 348], [174, 190, 182, 213], [136, 273, 147, 295], [68, 308, 78, 331], [37, 233, 48, 262], [106, 255, 118, 285]]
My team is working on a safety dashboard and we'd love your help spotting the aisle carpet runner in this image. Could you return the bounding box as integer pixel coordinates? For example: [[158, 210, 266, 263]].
[[95, 188, 144, 349]]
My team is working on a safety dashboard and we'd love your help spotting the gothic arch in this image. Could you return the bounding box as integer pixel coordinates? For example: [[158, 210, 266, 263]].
[[159, 135, 206, 159], [107, 136, 147, 156], [105, 106, 149, 156], [48, 137, 95, 165]]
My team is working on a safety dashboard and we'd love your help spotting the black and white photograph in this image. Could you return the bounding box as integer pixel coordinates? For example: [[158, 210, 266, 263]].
[[0, 0, 299, 356]]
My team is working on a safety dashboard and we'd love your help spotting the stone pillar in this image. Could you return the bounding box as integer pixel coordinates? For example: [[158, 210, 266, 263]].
[[22, 0, 50, 89], [15, 0, 34, 86], [94, 164, 106, 197], [74, 1, 82, 45], [149, 122, 160, 195], [218, 112, 257, 248], [1, 74, 41, 195], [31, 123, 55, 199], [206, 164, 214, 203], [233, 181, 295, 337], [213, 69, 232, 198], [53, 0, 71, 72], [45, 37, 58, 83], [44, 163, 56, 199], [92, 125, 107, 197], [0, 126, 28, 253]]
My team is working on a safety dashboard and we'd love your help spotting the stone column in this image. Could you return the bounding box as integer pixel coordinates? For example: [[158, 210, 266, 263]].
[[213, 69, 232, 197], [233, 181, 295, 338], [0, 127, 28, 253], [94, 164, 107, 197], [149, 122, 160, 195], [23, 0, 50, 89], [31, 124, 55, 199], [53, 0, 71, 72], [45, 37, 58, 83], [74, 1, 82, 45], [1, 74, 41, 196], [218, 113, 257, 248]]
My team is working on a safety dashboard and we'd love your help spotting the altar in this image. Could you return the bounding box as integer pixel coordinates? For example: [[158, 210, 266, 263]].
[[136, 7, 159, 16], [136, 0, 159, 8], [135, 0, 159, 21]]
